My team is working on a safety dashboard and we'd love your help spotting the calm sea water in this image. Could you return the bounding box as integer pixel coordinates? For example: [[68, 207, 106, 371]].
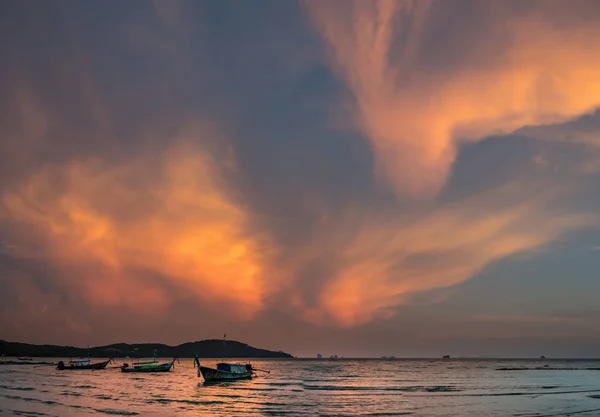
[[2, 358, 600, 416]]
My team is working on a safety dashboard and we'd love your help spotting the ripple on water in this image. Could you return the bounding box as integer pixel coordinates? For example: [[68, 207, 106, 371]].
[[261, 410, 317, 416], [301, 384, 460, 393], [93, 408, 139, 416], [149, 398, 225, 406], [1, 394, 59, 406], [265, 381, 302, 387], [4, 359, 600, 415], [465, 388, 600, 397], [0, 385, 36, 392], [60, 391, 82, 397]]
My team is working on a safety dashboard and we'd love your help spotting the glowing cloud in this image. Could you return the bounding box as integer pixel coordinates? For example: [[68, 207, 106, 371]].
[[2, 129, 271, 318], [306, 0, 600, 198], [292, 184, 597, 326]]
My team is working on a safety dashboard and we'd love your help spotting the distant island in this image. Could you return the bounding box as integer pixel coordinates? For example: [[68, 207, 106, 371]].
[[0, 339, 293, 359]]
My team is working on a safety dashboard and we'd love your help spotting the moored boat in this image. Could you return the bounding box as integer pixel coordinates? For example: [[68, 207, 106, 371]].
[[197, 362, 254, 382], [193, 334, 270, 382], [57, 358, 113, 370], [121, 358, 177, 373]]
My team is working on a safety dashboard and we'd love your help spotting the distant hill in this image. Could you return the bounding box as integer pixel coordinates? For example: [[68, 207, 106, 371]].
[[0, 339, 293, 359]]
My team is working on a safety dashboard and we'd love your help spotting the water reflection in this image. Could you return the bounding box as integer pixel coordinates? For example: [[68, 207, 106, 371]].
[[2, 358, 600, 416]]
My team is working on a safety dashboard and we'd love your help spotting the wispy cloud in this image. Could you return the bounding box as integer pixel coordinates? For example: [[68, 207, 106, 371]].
[[306, 0, 600, 198], [2, 0, 600, 350], [287, 183, 597, 326]]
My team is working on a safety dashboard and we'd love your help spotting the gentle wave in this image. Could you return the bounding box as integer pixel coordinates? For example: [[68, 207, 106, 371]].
[[9, 411, 47, 416], [0, 385, 36, 391], [1, 394, 58, 406], [302, 384, 459, 392], [4, 359, 600, 415], [60, 390, 82, 397], [93, 408, 139, 416], [466, 389, 600, 397], [149, 398, 225, 406], [497, 367, 600, 371]]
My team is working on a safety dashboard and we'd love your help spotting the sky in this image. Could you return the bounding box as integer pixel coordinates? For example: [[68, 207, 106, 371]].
[[2, 0, 600, 358]]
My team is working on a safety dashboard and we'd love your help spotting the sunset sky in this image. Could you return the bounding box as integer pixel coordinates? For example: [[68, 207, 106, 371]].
[[2, 0, 600, 358]]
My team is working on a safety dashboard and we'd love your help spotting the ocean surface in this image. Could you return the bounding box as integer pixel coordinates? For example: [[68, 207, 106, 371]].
[[2, 358, 600, 416]]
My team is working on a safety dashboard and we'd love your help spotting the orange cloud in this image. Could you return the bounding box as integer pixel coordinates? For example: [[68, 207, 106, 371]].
[[306, 0, 600, 198], [1, 128, 272, 318], [292, 183, 597, 326]]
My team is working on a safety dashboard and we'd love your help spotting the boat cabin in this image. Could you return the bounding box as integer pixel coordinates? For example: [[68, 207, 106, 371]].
[[216, 363, 251, 374], [69, 359, 91, 367], [133, 359, 158, 366]]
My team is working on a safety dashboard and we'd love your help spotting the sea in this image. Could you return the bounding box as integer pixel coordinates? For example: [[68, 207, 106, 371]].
[[2, 358, 600, 416]]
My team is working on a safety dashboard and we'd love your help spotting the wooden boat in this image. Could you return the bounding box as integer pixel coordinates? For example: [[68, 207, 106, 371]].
[[121, 358, 177, 373], [193, 335, 269, 382], [197, 362, 254, 382], [56, 358, 112, 370]]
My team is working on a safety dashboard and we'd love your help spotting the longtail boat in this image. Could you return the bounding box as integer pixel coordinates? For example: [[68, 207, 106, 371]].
[[57, 358, 113, 370], [121, 358, 178, 373], [196, 362, 254, 382], [193, 334, 270, 382]]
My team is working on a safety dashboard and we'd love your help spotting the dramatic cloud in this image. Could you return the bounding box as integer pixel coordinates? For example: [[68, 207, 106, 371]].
[[1, 128, 273, 318], [306, 0, 600, 198], [289, 183, 596, 326], [2, 1, 600, 355]]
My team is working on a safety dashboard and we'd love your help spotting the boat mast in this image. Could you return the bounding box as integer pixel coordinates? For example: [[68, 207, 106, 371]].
[[222, 333, 226, 362]]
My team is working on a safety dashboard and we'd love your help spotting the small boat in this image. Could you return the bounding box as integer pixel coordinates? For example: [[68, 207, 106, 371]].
[[121, 358, 177, 373], [194, 334, 269, 382], [57, 358, 113, 370], [17, 357, 33, 361], [197, 362, 254, 382]]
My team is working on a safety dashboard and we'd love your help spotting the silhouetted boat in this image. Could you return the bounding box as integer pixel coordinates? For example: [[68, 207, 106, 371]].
[[197, 362, 254, 382], [56, 358, 112, 370], [121, 358, 177, 373], [194, 334, 269, 382]]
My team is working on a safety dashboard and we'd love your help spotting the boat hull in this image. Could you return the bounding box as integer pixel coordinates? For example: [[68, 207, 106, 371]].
[[199, 366, 252, 382], [56, 359, 111, 370], [121, 361, 174, 373]]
